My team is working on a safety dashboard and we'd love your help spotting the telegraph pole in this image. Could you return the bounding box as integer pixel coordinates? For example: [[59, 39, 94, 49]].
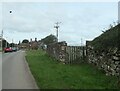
[[54, 22, 61, 42], [5, 37, 7, 47], [1, 30, 3, 38], [81, 38, 83, 46], [0, 30, 3, 50], [12, 39, 13, 47]]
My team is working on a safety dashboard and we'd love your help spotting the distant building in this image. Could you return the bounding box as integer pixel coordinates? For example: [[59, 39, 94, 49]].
[[19, 43, 29, 50], [19, 38, 45, 50], [0, 37, 2, 51], [29, 38, 39, 50], [0, 37, 6, 51]]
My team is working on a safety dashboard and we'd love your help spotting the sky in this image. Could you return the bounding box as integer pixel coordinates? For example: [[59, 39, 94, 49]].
[[1, 2, 118, 46]]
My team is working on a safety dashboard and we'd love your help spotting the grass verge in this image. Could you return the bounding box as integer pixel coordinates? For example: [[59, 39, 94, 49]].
[[26, 50, 119, 89]]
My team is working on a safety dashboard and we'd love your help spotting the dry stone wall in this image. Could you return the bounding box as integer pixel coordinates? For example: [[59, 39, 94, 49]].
[[46, 41, 85, 64], [46, 41, 67, 62], [86, 41, 120, 76]]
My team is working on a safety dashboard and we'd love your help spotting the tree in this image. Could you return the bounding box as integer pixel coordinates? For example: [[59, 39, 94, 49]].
[[9, 43, 15, 47], [2, 39, 9, 48], [41, 34, 57, 45], [18, 41, 21, 45], [109, 24, 113, 29], [22, 39, 29, 43]]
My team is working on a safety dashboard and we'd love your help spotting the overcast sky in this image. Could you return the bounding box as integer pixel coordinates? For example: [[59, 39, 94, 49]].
[[1, 2, 118, 45]]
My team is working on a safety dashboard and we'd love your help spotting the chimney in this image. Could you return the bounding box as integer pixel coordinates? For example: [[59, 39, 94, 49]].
[[30, 38, 32, 43], [35, 38, 37, 42]]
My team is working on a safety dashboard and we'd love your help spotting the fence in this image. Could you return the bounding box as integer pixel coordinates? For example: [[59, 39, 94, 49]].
[[46, 41, 86, 64], [65, 46, 86, 64]]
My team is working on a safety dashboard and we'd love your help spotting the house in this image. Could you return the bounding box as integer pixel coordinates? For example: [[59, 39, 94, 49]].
[[19, 42, 29, 50], [29, 38, 38, 50], [19, 38, 42, 50], [0, 37, 2, 51]]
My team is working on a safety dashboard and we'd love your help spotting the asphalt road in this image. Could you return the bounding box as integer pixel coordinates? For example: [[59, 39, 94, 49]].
[[0, 52, 2, 90], [2, 50, 38, 89]]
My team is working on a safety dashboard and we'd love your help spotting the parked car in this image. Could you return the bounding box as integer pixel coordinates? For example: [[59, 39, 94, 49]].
[[11, 47, 17, 52], [4, 47, 12, 53]]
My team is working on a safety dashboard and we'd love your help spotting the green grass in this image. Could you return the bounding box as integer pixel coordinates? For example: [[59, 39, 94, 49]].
[[26, 50, 119, 89]]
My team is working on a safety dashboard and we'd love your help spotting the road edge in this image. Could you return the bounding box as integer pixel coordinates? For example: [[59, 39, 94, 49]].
[[23, 51, 39, 89]]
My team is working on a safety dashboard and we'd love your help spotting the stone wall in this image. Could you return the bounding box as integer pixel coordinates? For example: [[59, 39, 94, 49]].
[[46, 41, 85, 64], [86, 41, 120, 76], [46, 41, 67, 63]]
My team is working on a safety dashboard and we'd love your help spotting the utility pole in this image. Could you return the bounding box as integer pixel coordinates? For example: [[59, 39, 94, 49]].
[[0, 30, 3, 49], [1, 30, 3, 38], [5, 37, 7, 48], [12, 39, 13, 47], [81, 38, 83, 46], [81, 38, 85, 60], [54, 22, 61, 42]]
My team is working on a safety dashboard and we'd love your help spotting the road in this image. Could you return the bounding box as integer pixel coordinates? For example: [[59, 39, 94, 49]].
[[0, 52, 2, 90], [2, 50, 38, 89]]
